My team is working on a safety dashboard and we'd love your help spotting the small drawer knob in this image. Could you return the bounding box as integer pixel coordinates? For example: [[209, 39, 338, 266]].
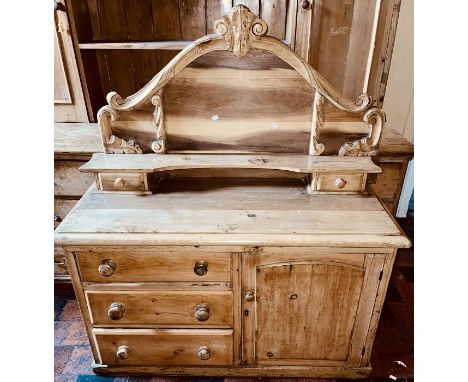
[[335, 178, 347, 189], [244, 290, 255, 302], [194, 261, 208, 276], [195, 304, 210, 321], [116, 345, 129, 360], [113, 177, 126, 189], [108, 302, 125, 320], [301, 0, 310, 9], [98, 258, 117, 277], [198, 346, 210, 361]]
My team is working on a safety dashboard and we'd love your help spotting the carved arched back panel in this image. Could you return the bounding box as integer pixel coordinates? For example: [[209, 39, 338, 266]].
[[98, 5, 385, 156]]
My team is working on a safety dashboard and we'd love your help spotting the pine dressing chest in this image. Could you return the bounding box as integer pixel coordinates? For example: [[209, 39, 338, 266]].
[[55, 6, 410, 379]]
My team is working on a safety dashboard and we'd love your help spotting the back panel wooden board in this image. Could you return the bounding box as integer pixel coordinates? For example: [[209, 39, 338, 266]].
[[163, 51, 313, 153]]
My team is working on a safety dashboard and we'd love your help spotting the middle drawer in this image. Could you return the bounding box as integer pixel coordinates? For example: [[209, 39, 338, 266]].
[[86, 290, 233, 326]]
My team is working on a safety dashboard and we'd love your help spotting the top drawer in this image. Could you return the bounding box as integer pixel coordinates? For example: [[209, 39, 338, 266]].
[[76, 252, 231, 283]]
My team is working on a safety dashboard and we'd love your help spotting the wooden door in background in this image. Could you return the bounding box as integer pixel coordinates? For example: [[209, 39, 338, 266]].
[[54, 0, 88, 122]]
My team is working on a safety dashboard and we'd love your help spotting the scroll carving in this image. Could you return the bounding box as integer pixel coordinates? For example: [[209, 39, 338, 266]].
[[151, 93, 166, 153], [214, 4, 268, 58], [309, 91, 325, 156], [338, 108, 385, 156], [97, 106, 143, 154]]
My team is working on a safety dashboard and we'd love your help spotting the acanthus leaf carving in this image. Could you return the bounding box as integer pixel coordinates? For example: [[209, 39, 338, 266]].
[[97, 105, 143, 154], [106, 135, 143, 154], [214, 4, 268, 58], [338, 107, 385, 156]]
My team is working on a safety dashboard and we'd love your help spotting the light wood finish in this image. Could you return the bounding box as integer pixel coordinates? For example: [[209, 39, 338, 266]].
[[94, 328, 233, 366], [96, 5, 385, 157], [98, 173, 147, 193], [242, 252, 385, 366], [55, 161, 95, 196], [86, 290, 233, 326], [55, 5, 411, 378], [54, 0, 88, 122], [56, 183, 410, 248], [313, 173, 366, 193], [54, 123, 102, 159], [79, 41, 192, 50], [82, 153, 381, 174], [54, 122, 413, 215], [76, 251, 232, 283]]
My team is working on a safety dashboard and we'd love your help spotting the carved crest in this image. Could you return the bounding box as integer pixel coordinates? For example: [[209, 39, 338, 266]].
[[214, 5, 268, 58], [339, 108, 385, 156]]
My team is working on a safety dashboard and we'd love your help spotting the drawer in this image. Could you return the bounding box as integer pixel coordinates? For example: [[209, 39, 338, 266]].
[[54, 246, 69, 276], [54, 160, 94, 196], [86, 290, 233, 326], [94, 328, 233, 366], [77, 252, 231, 282], [370, 162, 403, 200], [316, 173, 365, 193], [54, 198, 78, 229], [98, 172, 146, 192]]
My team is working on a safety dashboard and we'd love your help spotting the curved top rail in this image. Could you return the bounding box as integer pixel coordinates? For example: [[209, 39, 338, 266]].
[[105, 5, 370, 113]]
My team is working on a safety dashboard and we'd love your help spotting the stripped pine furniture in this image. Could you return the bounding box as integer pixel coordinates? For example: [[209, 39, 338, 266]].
[[55, 5, 410, 378]]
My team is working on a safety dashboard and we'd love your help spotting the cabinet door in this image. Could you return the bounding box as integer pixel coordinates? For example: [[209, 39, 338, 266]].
[[54, 0, 88, 122], [242, 251, 385, 367]]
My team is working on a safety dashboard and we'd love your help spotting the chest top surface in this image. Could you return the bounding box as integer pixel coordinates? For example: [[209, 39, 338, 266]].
[[55, 181, 410, 248]]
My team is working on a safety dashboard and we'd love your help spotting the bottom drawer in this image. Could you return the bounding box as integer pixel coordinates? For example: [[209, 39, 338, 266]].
[[95, 328, 233, 366]]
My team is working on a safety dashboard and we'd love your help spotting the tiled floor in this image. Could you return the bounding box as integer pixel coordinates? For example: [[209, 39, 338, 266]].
[[54, 218, 413, 382]]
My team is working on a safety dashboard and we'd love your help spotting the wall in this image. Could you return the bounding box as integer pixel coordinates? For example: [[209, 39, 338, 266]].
[[383, 0, 414, 143]]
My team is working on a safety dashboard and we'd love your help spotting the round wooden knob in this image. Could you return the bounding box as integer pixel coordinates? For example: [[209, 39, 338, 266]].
[[116, 345, 129, 360], [194, 261, 208, 276], [244, 290, 255, 302], [301, 0, 310, 9], [113, 177, 126, 189], [335, 178, 347, 189], [195, 304, 210, 321], [108, 303, 125, 320], [98, 259, 117, 277], [198, 346, 210, 360]]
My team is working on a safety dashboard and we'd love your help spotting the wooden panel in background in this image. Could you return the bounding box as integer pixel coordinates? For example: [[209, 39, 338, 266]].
[[260, 0, 287, 40], [179, 0, 207, 39], [207, 0, 233, 33], [54, 0, 88, 122]]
